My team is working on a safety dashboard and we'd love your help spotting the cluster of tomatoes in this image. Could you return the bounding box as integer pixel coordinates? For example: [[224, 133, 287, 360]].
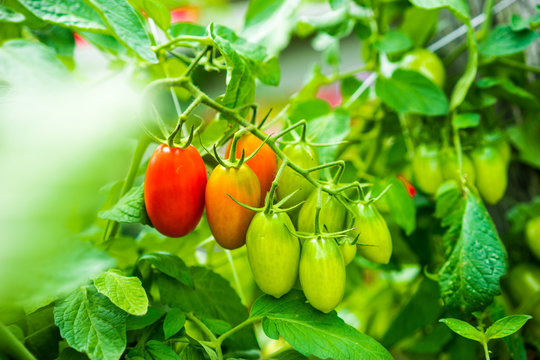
[[143, 132, 392, 313], [411, 138, 510, 204]]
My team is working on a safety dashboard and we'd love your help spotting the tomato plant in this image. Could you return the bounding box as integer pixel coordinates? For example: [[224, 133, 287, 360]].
[[144, 144, 207, 237], [2, 0, 540, 359]]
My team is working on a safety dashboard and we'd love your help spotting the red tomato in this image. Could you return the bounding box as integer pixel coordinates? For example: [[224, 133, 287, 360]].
[[144, 144, 207, 237], [226, 133, 276, 205], [397, 174, 416, 198], [205, 164, 261, 249]]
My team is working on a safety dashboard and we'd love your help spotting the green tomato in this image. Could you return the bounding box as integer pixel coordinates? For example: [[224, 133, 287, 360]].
[[349, 203, 392, 264], [526, 217, 540, 260], [400, 48, 446, 88], [412, 144, 444, 195], [246, 212, 300, 298], [508, 264, 540, 320], [471, 145, 507, 205], [496, 139, 511, 165], [276, 143, 319, 208], [340, 241, 356, 265], [440, 150, 476, 185], [299, 237, 346, 313], [297, 190, 347, 233]]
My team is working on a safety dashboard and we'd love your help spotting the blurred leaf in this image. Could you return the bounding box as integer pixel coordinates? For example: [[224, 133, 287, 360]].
[[86, 0, 158, 63], [510, 14, 530, 32], [382, 277, 441, 347], [142, 0, 170, 32], [479, 25, 540, 57], [163, 308, 185, 339], [99, 184, 151, 226], [23, 307, 60, 360], [94, 270, 149, 316], [56, 348, 88, 360], [439, 318, 483, 342], [138, 252, 193, 287], [32, 25, 75, 58], [385, 177, 416, 235], [308, 108, 350, 163], [374, 30, 412, 54], [168, 22, 207, 37], [157, 267, 257, 350], [201, 318, 231, 335], [288, 98, 332, 123], [126, 307, 165, 331], [477, 77, 539, 109], [409, 0, 469, 22], [436, 188, 506, 314], [0, 6, 25, 23], [54, 286, 128, 360], [487, 298, 527, 360], [242, 0, 300, 56], [485, 315, 531, 340], [250, 290, 393, 360], [15, 0, 107, 31], [453, 113, 480, 129], [78, 32, 127, 56], [399, 7, 438, 47], [0, 39, 71, 85], [375, 69, 448, 116], [404, 323, 453, 354], [450, 25, 477, 110], [508, 118, 540, 169]]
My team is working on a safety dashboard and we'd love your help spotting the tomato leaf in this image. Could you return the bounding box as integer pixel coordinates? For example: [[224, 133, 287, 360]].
[[126, 307, 166, 331], [485, 315, 532, 340], [479, 25, 540, 57], [138, 252, 193, 287], [385, 177, 416, 235], [409, 0, 469, 22], [143, 340, 181, 360], [250, 290, 393, 360], [436, 188, 507, 314], [375, 69, 449, 115], [99, 184, 151, 226], [85, 0, 158, 63], [168, 22, 207, 37], [163, 308, 186, 339], [374, 30, 412, 54], [439, 318, 483, 342], [476, 77, 540, 109], [399, 7, 439, 47], [15, 0, 107, 31], [94, 270, 149, 316], [142, 0, 170, 32], [0, 6, 25, 23], [54, 286, 128, 360], [452, 113, 480, 129]]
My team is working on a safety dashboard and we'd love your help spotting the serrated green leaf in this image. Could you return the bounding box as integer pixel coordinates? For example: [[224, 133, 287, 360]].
[[479, 25, 540, 57], [163, 308, 186, 339], [485, 315, 532, 340], [0, 6, 25, 22], [54, 286, 128, 360], [375, 69, 449, 115], [16, 0, 107, 31], [94, 270, 148, 316], [438, 190, 506, 313], [99, 184, 151, 225], [85, 0, 157, 63], [138, 252, 193, 287], [453, 113, 480, 129], [439, 318, 483, 342], [250, 290, 393, 360]]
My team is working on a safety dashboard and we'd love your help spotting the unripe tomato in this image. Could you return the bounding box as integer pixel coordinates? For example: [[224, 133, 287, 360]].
[[412, 144, 444, 195], [226, 133, 277, 205], [526, 217, 540, 260], [496, 139, 511, 165], [508, 265, 540, 314], [205, 164, 260, 249], [440, 150, 476, 185], [299, 237, 346, 313], [276, 143, 319, 208], [144, 144, 207, 237], [246, 212, 300, 298], [350, 203, 392, 264], [471, 145, 507, 205], [297, 190, 347, 233], [400, 48, 446, 88], [340, 241, 356, 265]]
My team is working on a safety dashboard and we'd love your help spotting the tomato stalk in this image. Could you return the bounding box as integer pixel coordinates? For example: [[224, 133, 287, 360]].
[[263, 159, 289, 215], [0, 322, 37, 360], [167, 95, 203, 148]]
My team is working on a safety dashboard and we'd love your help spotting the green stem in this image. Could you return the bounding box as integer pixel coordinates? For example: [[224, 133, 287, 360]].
[[482, 340, 491, 360], [167, 95, 203, 148], [183, 46, 212, 78], [496, 58, 540, 75], [0, 323, 37, 360], [185, 313, 217, 342], [264, 160, 289, 214], [479, 0, 494, 40], [153, 36, 213, 53], [314, 187, 322, 235], [103, 136, 150, 242], [215, 317, 261, 347]]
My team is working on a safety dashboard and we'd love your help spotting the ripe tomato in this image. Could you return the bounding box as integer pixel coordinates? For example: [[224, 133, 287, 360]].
[[440, 150, 476, 185], [276, 143, 319, 208], [144, 144, 207, 237], [299, 236, 346, 313], [297, 190, 347, 233], [205, 164, 260, 249], [400, 48, 446, 88], [526, 217, 540, 260], [349, 203, 392, 264], [226, 132, 277, 205], [412, 144, 444, 195], [471, 145, 507, 205], [246, 212, 300, 298]]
